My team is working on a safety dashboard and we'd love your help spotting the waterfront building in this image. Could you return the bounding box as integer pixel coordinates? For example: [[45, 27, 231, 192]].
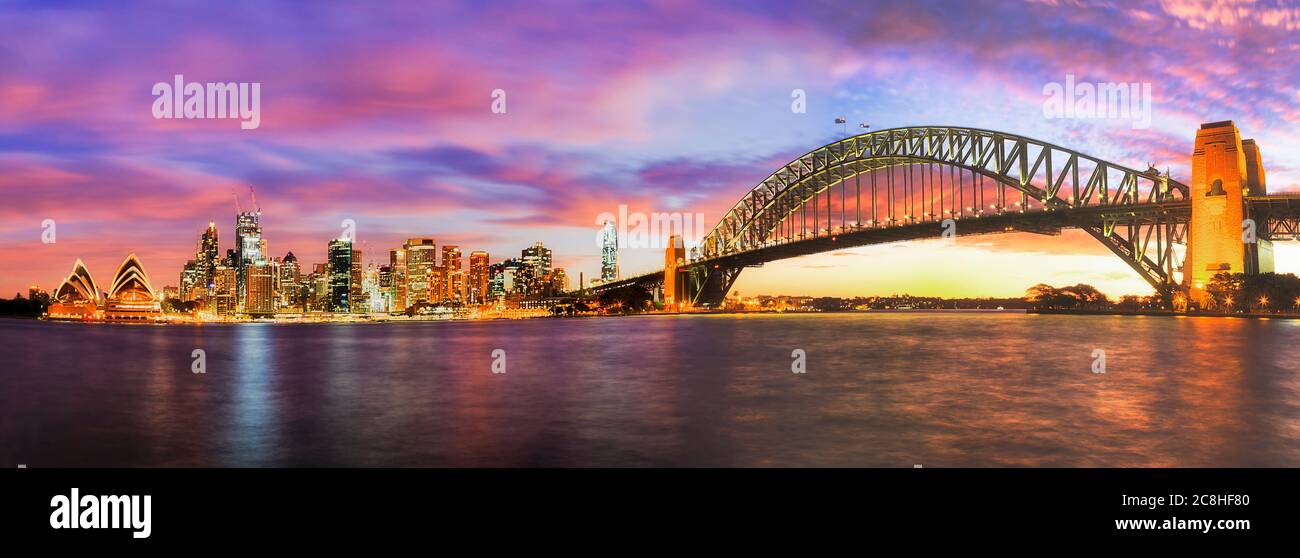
[[244, 261, 276, 316], [48, 259, 101, 320], [214, 265, 238, 316], [389, 248, 406, 312], [468, 251, 489, 303], [403, 238, 436, 307], [442, 245, 462, 302], [350, 247, 366, 313], [279, 251, 301, 309], [102, 253, 163, 321], [328, 238, 353, 313]]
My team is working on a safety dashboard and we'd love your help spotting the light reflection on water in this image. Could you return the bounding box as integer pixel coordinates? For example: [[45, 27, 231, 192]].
[[2, 313, 1299, 467]]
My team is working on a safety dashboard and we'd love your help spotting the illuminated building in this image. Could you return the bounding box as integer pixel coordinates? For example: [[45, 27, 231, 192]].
[[162, 286, 179, 300], [198, 221, 219, 294], [488, 258, 527, 299], [102, 253, 163, 321], [214, 265, 238, 316], [328, 238, 353, 313], [389, 248, 406, 312], [442, 245, 462, 301], [468, 251, 489, 303], [403, 238, 436, 307], [234, 210, 263, 307], [28, 285, 49, 306], [350, 247, 366, 313], [180, 260, 201, 301], [279, 251, 301, 309], [244, 261, 276, 316], [48, 259, 101, 320], [522, 241, 552, 276], [377, 264, 394, 312], [309, 263, 330, 312], [548, 268, 568, 294], [601, 220, 618, 281]]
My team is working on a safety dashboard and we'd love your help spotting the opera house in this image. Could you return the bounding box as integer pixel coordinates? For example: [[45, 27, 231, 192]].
[[47, 254, 164, 322]]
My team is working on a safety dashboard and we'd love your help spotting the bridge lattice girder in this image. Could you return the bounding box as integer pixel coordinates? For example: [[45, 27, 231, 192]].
[[697, 126, 1191, 288]]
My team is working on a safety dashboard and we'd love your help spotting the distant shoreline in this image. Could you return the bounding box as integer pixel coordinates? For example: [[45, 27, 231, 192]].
[[1029, 308, 1300, 320]]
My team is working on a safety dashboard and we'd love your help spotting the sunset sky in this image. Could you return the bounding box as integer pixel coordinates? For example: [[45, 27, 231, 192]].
[[3, 0, 1300, 299]]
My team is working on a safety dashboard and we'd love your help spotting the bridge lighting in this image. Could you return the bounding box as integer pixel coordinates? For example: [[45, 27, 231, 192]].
[[1259, 296, 1269, 307]]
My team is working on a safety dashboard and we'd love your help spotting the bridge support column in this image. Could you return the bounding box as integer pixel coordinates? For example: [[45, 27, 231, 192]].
[[1186, 121, 1272, 300], [664, 235, 687, 311]]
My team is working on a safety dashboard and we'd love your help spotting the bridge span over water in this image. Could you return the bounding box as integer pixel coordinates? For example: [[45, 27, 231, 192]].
[[592, 123, 1300, 308]]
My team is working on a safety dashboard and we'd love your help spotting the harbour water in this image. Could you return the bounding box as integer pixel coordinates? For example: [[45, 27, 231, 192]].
[[3, 312, 1299, 467]]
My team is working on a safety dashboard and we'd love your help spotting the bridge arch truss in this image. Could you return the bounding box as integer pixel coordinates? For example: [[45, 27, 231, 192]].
[[698, 126, 1191, 287]]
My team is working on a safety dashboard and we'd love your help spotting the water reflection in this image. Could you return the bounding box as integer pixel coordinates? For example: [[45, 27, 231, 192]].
[[2, 313, 1299, 467]]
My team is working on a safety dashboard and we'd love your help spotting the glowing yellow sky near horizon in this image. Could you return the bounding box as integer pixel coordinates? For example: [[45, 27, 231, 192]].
[[725, 235, 1300, 299]]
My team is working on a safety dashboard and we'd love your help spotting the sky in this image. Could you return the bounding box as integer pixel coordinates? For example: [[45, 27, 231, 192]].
[[3, 0, 1300, 299]]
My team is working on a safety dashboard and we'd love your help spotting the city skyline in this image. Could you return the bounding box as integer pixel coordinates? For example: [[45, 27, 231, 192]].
[[7, 0, 1300, 299]]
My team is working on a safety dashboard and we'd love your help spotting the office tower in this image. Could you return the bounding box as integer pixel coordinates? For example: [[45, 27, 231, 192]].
[[488, 258, 527, 298], [521, 241, 552, 276], [378, 264, 394, 312], [442, 245, 462, 301], [350, 247, 366, 313], [468, 251, 489, 303], [180, 260, 200, 302], [389, 248, 406, 312], [234, 210, 263, 307], [328, 238, 353, 313], [198, 221, 219, 292], [311, 264, 329, 311], [279, 251, 301, 309], [403, 238, 436, 307], [244, 261, 276, 316], [601, 220, 618, 281], [214, 265, 238, 316]]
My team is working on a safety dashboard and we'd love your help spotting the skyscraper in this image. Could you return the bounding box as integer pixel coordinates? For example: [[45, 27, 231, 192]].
[[378, 264, 394, 312], [350, 247, 365, 313], [198, 221, 219, 293], [468, 251, 489, 303], [234, 210, 263, 308], [389, 248, 406, 312], [213, 265, 238, 317], [600, 220, 618, 281], [279, 251, 301, 309], [244, 261, 276, 316], [403, 238, 436, 307], [180, 260, 200, 302], [328, 238, 353, 313], [521, 241, 552, 276], [442, 245, 462, 302]]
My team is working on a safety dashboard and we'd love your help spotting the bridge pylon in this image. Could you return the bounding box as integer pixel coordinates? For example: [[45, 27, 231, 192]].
[[1186, 120, 1273, 300]]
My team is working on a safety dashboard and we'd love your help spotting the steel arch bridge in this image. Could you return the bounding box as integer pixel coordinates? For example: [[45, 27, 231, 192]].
[[591, 125, 1300, 307]]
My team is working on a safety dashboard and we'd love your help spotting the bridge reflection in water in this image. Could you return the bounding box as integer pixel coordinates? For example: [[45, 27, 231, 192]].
[[595, 123, 1300, 308]]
